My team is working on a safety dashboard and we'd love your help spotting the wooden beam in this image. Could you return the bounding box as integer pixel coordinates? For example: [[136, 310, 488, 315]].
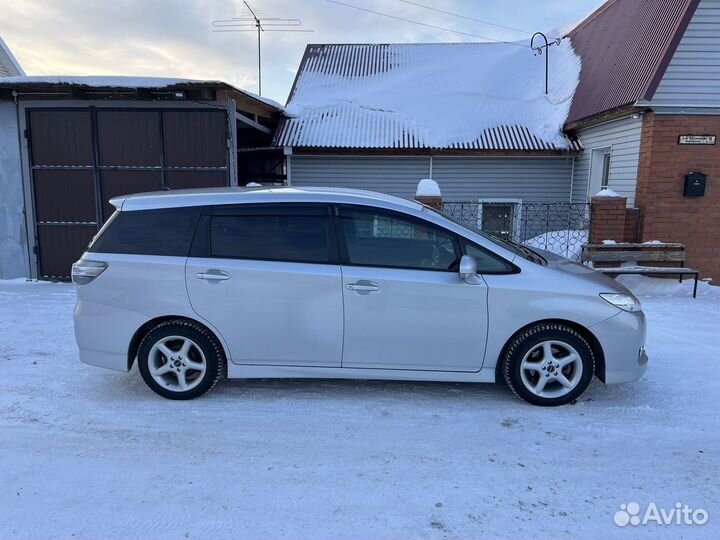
[[582, 251, 687, 262], [235, 111, 272, 135]]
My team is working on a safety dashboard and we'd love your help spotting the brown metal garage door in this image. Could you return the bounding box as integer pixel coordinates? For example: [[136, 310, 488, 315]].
[[28, 107, 229, 279]]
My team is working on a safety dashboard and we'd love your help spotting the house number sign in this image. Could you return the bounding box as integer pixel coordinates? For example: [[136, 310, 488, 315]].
[[678, 135, 716, 145]]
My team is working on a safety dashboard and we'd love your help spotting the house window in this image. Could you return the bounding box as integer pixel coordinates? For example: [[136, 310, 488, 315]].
[[588, 147, 612, 197], [477, 200, 521, 240], [601, 152, 611, 189]]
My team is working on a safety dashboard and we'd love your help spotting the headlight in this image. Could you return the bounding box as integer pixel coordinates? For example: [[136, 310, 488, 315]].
[[599, 293, 641, 312]]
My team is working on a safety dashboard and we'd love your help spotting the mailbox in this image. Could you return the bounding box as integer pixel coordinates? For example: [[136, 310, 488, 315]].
[[684, 172, 706, 197]]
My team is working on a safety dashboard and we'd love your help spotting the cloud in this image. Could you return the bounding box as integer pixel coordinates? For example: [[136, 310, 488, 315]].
[[0, 0, 601, 103]]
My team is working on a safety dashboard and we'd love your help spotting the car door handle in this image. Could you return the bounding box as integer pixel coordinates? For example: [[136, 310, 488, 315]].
[[347, 281, 380, 292], [196, 270, 230, 281]]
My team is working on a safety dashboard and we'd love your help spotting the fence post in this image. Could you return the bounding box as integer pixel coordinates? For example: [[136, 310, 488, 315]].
[[590, 192, 628, 244], [415, 179, 442, 210]]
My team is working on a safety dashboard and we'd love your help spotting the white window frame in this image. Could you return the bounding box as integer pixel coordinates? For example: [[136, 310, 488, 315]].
[[477, 198, 523, 242], [587, 146, 613, 198]]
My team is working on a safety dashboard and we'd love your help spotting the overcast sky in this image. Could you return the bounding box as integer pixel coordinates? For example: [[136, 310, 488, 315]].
[[0, 0, 601, 104]]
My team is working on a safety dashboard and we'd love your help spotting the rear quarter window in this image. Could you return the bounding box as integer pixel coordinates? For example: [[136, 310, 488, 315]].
[[89, 206, 202, 256]]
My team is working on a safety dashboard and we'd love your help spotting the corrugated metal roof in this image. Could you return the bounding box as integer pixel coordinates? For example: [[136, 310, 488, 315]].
[[567, 0, 699, 124], [276, 113, 581, 151], [276, 43, 582, 153]]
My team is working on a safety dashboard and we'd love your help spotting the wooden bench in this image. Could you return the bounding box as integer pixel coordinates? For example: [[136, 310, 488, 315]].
[[581, 243, 700, 298]]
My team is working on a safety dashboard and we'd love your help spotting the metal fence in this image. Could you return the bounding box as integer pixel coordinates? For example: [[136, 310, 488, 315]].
[[441, 201, 591, 261]]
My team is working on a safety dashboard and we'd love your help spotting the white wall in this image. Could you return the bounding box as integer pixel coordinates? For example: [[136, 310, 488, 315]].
[[290, 155, 576, 202], [572, 115, 644, 206], [0, 101, 28, 279]]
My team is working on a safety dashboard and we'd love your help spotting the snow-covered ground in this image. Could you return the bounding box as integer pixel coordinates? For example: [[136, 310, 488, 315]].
[[1, 276, 718, 539]]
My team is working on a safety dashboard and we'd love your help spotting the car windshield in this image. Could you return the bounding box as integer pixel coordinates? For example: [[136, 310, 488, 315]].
[[422, 205, 547, 265]]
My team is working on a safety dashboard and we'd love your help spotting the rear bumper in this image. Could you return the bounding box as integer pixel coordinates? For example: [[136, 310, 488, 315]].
[[591, 309, 648, 384], [74, 298, 148, 372]]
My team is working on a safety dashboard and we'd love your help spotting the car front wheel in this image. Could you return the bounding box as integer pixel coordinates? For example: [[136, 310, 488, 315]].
[[137, 320, 224, 400], [502, 323, 594, 406]]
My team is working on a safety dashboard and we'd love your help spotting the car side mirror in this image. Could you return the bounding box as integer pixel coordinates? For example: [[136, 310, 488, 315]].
[[459, 254, 477, 279]]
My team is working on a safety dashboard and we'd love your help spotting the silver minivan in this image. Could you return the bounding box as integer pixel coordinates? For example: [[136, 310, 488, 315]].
[[73, 187, 647, 406]]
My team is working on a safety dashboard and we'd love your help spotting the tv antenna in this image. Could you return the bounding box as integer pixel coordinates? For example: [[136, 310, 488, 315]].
[[530, 32, 562, 95], [213, 1, 313, 96]]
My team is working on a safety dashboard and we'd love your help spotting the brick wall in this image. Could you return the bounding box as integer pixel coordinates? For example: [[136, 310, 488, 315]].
[[590, 196, 628, 244], [624, 208, 641, 243], [415, 195, 442, 210], [635, 113, 720, 281]]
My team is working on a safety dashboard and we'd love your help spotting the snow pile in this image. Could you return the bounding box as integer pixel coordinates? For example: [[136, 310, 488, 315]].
[[524, 229, 588, 260], [285, 42, 581, 149], [416, 179, 441, 197], [594, 188, 621, 197], [602, 239, 617, 245]]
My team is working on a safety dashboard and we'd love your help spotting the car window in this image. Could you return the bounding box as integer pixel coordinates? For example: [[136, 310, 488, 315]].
[[210, 214, 330, 263], [339, 207, 459, 271], [89, 206, 202, 256], [460, 239, 516, 274]]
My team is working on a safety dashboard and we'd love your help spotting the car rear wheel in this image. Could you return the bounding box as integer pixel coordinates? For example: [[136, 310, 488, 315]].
[[503, 323, 594, 406], [137, 320, 224, 400]]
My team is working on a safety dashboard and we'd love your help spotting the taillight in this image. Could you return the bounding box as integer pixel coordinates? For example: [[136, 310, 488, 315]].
[[71, 260, 108, 285]]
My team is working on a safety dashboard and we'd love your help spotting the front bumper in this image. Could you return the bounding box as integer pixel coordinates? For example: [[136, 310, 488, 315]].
[[591, 309, 648, 384]]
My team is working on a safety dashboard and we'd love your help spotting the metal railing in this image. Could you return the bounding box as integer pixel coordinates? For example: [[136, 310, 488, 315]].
[[441, 201, 591, 261]]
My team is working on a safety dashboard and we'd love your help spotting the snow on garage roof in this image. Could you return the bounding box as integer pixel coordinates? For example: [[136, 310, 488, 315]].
[[0, 75, 283, 111], [275, 42, 582, 152]]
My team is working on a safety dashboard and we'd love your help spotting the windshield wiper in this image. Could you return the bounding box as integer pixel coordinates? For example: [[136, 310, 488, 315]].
[[507, 240, 547, 265]]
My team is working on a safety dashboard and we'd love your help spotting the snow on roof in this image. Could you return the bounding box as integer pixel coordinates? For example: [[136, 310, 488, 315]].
[[275, 42, 582, 151], [0, 75, 283, 111], [0, 36, 25, 77]]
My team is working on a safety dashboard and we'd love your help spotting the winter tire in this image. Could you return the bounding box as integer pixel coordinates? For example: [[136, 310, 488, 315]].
[[503, 323, 594, 406], [138, 319, 224, 400]]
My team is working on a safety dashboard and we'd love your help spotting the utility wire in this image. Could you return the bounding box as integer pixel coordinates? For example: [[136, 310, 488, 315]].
[[323, 0, 527, 46], [395, 0, 533, 36]]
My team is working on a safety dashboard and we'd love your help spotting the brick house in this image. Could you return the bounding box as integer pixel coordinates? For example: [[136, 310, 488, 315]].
[[565, 0, 720, 282]]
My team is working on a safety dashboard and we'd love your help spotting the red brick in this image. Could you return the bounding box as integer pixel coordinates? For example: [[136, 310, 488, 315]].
[[635, 112, 720, 281]]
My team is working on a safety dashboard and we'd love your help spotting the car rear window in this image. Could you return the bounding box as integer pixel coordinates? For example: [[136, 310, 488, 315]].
[[89, 206, 202, 256]]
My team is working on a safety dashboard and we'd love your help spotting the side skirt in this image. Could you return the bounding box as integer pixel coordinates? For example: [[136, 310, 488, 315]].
[[226, 364, 497, 383]]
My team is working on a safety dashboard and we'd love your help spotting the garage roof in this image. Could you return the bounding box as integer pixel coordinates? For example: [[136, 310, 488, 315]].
[[0, 75, 283, 112]]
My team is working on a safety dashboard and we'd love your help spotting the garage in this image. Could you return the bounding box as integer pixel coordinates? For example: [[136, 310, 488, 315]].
[[0, 77, 284, 279], [29, 107, 230, 278]]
